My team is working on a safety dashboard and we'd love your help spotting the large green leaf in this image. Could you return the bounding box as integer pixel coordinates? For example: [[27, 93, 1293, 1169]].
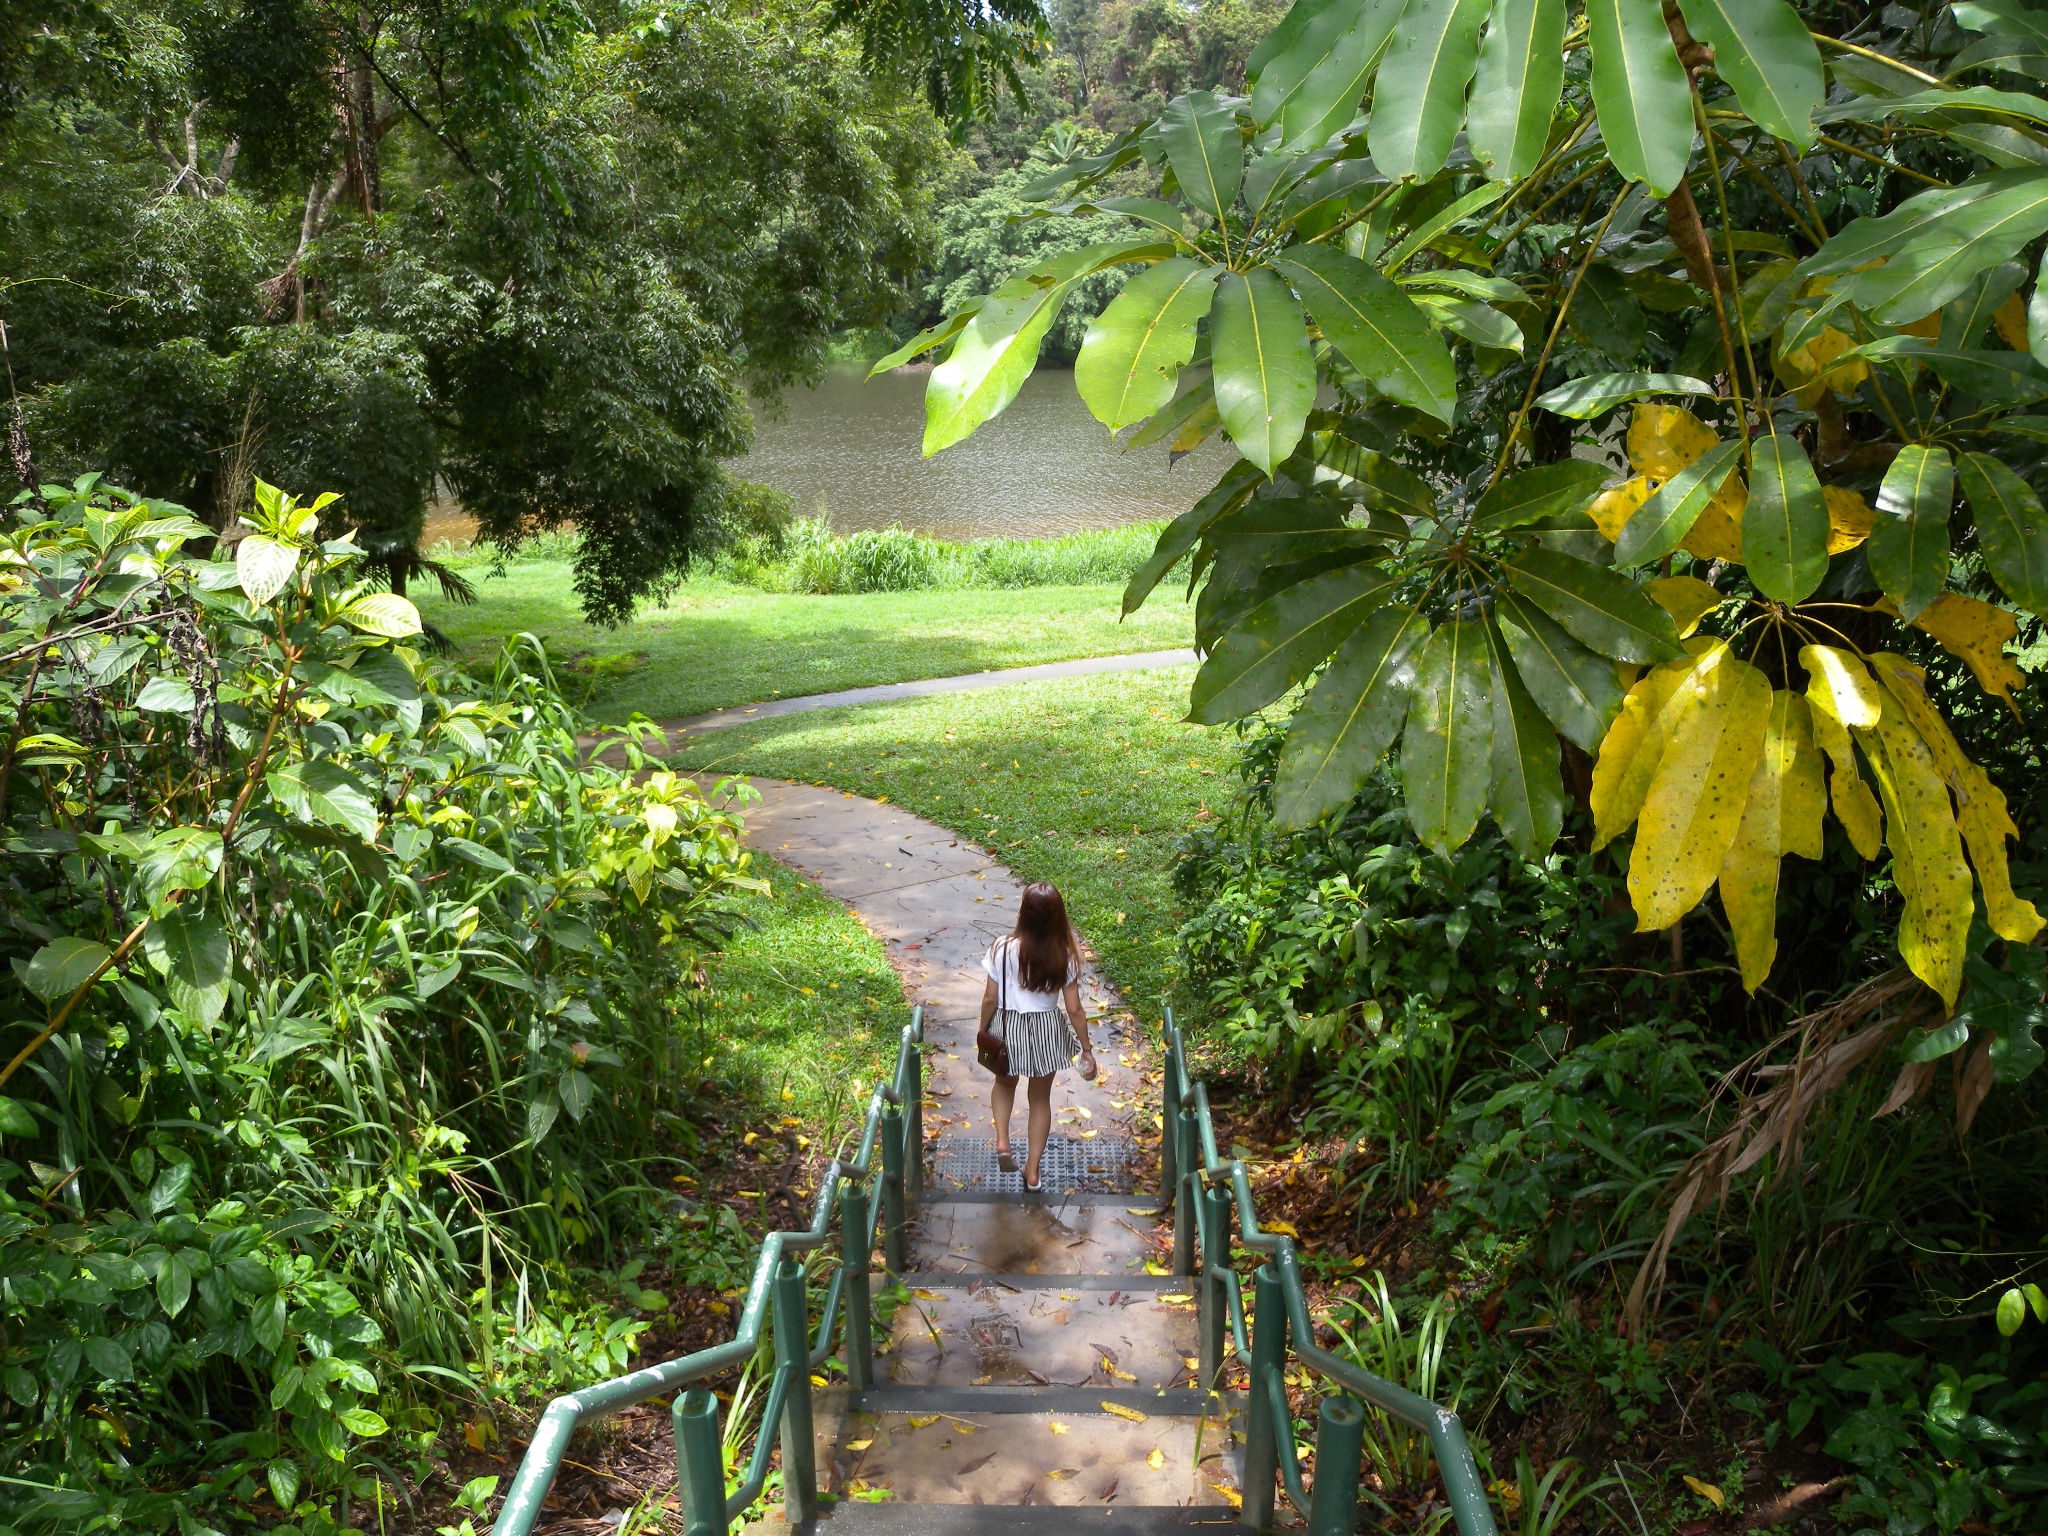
[[1409, 293, 1526, 352], [1250, 0, 1353, 112], [1472, 460, 1611, 532], [925, 242, 1160, 455], [1743, 433, 1831, 603], [143, 907, 232, 1026], [1468, 0, 1567, 181], [1273, 604, 1429, 826], [1284, 0, 1410, 148], [1800, 170, 2039, 276], [21, 936, 111, 1003], [1870, 444, 1955, 622], [1958, 451, 2048, 611], [1123, 460, 1263, 614], [2030, 248, 2048, 366], [1587, 0, 1695, 196], [1833, 173, 2048, 324], [1189, 561, 1396, 722], [1379, 183, 1511, 271], [1401, 619, 1495, 857], [267, 759, 380, 842], [1533, 372, 1716, 418], [1271, 248, 1456, 423], [1818, 85, 2048, 128], [869, 306, 979, 376], [1495, 590, 1626, 751], [1674, 0, 1822, 146], [1199, 546, 1385, 651], [1076, 259, 1221, 429], [1615, 439, 1743, 567], [1211, 268, 1317, 472], [1162, 91, 1244, 222], [1568, 266, 1649, 358], [1482, 618, 1567, 860], [1939, 261, 2026, 348], [1856, 336, 2048, 403], [1367, 0, 1492, 181], [1505, 546, 1687, 662]]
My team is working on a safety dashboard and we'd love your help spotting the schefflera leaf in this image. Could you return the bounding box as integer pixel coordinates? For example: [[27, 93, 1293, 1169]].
[[1468, 0, 1568, 181], [1076, 259, 1221, 429], [1869, 443, 1954, 622], [1211, 268, 1318, 472], [1717, 691, 1827, 993], [1401, 618, 1494, 857], [1482, 616, 1567, 860], [1802, 643, 1885, 860], [1367, 0, 1492, 182], [1586, 0, 1695, 196], [1272, 249, 1456, 424], [1273, 604, 1430, 827], [1672, 0, 1822, 148]]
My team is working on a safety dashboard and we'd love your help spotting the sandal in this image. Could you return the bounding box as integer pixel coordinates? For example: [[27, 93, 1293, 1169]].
[[997, 1150, 1019, 1174], [1023, 1175, 1043, 1194]]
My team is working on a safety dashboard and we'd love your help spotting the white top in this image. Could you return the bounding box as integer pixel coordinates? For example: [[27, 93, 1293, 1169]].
[[983, 936, 1078, 1015]]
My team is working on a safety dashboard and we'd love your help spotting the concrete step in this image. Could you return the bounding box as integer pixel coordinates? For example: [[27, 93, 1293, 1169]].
[[880, 1273, 1197, 1390], [808, 1384, 1244, 1516], [910, 1194, 1166, 1277], [743, 1501, 1242, 1533]]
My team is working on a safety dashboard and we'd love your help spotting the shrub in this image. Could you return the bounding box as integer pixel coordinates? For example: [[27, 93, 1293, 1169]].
[[0, 476, 762, 1529]]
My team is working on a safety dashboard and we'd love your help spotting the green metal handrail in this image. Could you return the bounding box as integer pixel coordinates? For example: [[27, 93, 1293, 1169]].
[[1162, 1010, 1498, 1536], [491, 1009, 925, 1536]]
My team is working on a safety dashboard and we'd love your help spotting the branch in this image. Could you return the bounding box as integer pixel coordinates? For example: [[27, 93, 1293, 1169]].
[[0, 917, 152, 1090]]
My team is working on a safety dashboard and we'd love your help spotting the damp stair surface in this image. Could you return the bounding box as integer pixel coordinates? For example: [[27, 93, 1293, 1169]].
[[687, 779, 1245, 1532]]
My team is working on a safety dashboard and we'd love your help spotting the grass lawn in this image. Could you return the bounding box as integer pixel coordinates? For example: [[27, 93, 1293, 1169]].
[[417, 558, 1193, 722], [666, 665, 1236, 1005]]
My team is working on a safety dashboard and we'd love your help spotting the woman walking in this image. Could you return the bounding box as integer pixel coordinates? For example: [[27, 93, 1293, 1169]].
[[978, 882, 1096, 1194]]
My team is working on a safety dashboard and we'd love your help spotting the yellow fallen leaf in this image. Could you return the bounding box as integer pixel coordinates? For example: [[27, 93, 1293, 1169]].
[[1147, 1447, 1165, 1470], [908, 1415, 940, 1430], [847, 1439, 872, 1451], [1823, 484, 1875, 553], [912, 1289, 940, 1301], [1682, 1475, 1725, 1508], [1049, 1421, 1069, 1435], [1905, 591, 2027, 709], [971, 1375, 992, 1386], [1047, 1468, 1080, 1480], [1103, 1360, 1137, 1382], [1143, 1261, 1168, 1276], [1262, 1219, 1299, 1238], [1629, 644, 1772, 933], [1215, 1484, 1245, 1508], [1159, 1294, 1194, 1304], [953, 1423, 976, 1434], [1647, 575, 1724, 639], [1102, 1403, 1148, 1423], [1629, 404, 1719, 481]]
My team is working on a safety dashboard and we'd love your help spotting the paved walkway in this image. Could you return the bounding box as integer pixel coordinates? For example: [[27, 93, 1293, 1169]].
[[699, 777, 1242, 1524], [660, 648, 1197, 737]]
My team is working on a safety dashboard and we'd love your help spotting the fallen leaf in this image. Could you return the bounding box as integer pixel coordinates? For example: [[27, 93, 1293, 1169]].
[[970, 1375, 993, 1386], [1103, 1403, 1148, 1423], [960, 1452, 997, 1474], [1159, 1294, 1193, 1304], [1147, 1447, 1165, 1470], [1262, 1219, 1299, 1238], [1047, 1468, 1080, 1481], [846, 1439, 872, 1452], [912, 1289, 940, 1300], [908, 1415, 940, 1430], [1099, 1478, 1119, 1501], [1682, 1475, 1725, 1508], [1049, 1422, 1069, 1435], [1103, 1361, 1137, 1382]]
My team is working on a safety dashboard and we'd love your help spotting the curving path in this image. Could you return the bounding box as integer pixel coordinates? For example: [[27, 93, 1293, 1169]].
[[656, 648, 1198, 740]]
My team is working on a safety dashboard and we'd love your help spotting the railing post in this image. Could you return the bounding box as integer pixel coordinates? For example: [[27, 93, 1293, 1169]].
[[840, 1180, 873, 1390], [772, 1260, 817, 1526], [1160, 1020, 1181, 1207], [1240, 1264, 1288, 1532], [879, 1102, 908, 1275], [1306, 1394, 1365, 1536], [1172, 1109, 1200, 1277], [672, 1389, 726, 1536], [904, 1038, 924, 1208], [1198, 1183, 1230, 1390]]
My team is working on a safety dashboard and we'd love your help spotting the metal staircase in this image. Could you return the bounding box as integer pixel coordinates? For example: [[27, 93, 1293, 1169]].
[[490, 1009, 1497, 1535]]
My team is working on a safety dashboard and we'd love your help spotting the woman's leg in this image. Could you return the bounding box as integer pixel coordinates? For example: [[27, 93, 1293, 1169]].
[[991, 1074, 1019, 1155], [1023, 1074, 1055, 1185]]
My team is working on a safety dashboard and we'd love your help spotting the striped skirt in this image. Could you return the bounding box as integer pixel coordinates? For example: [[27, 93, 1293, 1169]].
[[992, 1007, 1079, 1079]]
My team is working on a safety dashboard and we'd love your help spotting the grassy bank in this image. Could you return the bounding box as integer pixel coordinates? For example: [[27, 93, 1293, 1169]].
[[418, 558, 1193, 723], [667, 666, 1232, 1001]]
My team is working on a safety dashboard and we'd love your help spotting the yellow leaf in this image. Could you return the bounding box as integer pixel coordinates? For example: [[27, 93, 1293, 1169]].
[[1103, 1359, 1137, 1382], [1049, 1422, 1069, 1434], [1995, 289, 2030, 350], [1628, 404, 1719, 480], [1868, 655, 2045, 945], [909, 1415, 940, 1429], [1680, 472, 1747, 563], [1779, 324, 1868, 405], [1215, 1485, 1245, 1508], [1590, 659, 1698, 849], [1629, 644, 1773, 933], [1907, 592, 2027, 710], [847, 1439, 873, 1451], [1589, 475, 1654, 541], [1647, 575, 1724, 638], [1802, 647, 1885, 859], [1047, 1468, 1080, 1480], [1801, 645, 1882, 728], [1102, 1402, 1148, 1423], [1147, 1447, 1166, 1470], [1900, 312, 1942, 339], [1682, 1475, 1725, 1508], [1823, 485, 1875, 553], [1859, 686, 1973, 1008], [1719, 691, 1821, 992], [1262, 1219, 1299, 1237]]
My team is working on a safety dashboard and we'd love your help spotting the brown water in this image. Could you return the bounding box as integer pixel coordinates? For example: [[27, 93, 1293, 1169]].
[[741, 366, 1233, 538]]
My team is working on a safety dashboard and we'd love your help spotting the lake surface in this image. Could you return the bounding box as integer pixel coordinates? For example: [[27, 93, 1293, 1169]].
[[740, 366, 1233, 539]]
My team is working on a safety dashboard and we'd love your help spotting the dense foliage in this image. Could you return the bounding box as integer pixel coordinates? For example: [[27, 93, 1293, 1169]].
[[0, 0, 944, 624], [0, 475, 762, 1529]]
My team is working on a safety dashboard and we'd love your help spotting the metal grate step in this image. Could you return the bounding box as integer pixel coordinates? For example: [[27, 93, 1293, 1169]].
[[931, 1134, 1136, 1195]]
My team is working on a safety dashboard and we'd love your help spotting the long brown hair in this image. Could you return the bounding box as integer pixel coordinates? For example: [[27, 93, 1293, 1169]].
[[1010, 883, 1077, 994]]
